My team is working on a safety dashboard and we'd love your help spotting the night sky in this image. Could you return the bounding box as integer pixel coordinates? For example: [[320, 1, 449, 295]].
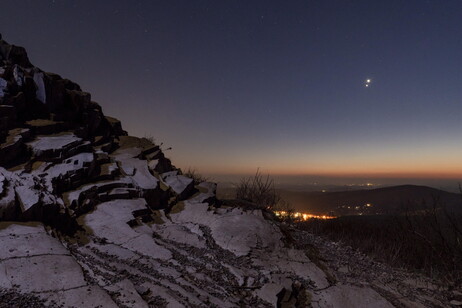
[[1, 1, 461, 183]]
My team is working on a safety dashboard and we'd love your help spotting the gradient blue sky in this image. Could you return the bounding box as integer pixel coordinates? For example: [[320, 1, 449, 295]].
[[1, 1, 461, 183]]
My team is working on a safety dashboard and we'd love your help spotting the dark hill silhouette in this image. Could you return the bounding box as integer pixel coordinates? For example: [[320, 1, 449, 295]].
[[280, 185, 462, 215]]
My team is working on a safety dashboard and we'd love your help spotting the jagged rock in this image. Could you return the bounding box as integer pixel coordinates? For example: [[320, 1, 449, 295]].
[[105, 116, 126, 136], [162, 170, 195, 200], [0, 37, 32, 67], [27, 133, 87, 161], [0, 34, 443, 308], [0, 37, 125, 139], [25, 119, 66, 135], [0, 105, 15, 120], [0, 128, 28, 166]]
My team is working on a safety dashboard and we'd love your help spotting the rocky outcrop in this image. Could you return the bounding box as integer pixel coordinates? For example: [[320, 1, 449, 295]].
[[0, 35, 128, 169], [0, 35, 439, 307], [0, 36, 179, 225]]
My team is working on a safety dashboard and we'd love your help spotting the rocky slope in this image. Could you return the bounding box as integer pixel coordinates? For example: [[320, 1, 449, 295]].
[[0, 35, 449, 307]]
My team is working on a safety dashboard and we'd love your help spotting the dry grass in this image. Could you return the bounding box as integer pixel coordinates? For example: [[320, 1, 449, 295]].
[[235, 169, 281, 210], [182, 168, 210, 184], [299, 205, 462, 287], [234, 170, 298, 223]]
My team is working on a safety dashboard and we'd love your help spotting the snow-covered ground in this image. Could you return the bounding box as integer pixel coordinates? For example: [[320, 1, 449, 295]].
[[0, 35, 456, 308], [0, 130, 408, 307]]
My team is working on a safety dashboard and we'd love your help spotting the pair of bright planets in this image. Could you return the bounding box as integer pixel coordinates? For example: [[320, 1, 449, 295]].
[[365, 79, 372, 87]]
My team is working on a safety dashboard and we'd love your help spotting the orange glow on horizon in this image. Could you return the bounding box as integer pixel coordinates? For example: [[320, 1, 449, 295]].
[[202, 166, 462, 180], [179, 151, 462, 180], [173, 140, 462, 181]]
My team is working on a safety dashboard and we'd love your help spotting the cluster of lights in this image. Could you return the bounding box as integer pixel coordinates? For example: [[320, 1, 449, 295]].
[[339, 203, 373, 210], [365, 78, 372, 87], [274, 211, 336, 221]]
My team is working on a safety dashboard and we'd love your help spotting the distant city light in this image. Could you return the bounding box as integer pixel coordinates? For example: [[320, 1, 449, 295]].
[[274, 211, 335, 220]]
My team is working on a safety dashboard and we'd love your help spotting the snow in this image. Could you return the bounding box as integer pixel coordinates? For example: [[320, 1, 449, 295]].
[[148, 159, 158, 170], [113, 149, 159, 189], [27, 134, 82, 155], [0, 174, 5, 195], [81, 199, 172, 260], [122, 233, 172, 260], [14, 185, 40, 213], [64, 177, 133, 207], [0, 221, 44, 236], [0, 223, 83, 292], [43, 285, 118, 308], [152, 223, 207, 249], [36, 152, 95, 191], [0, 255, 86, 292], [0, 111, 419, 307], [105, 279, 149, 308], [312, 284, 395, 308], [163, 173, 193, 195], [188, 182, 216, 203], [171, 202, 284, 257], [0, 229, 69, 259], [86, 242, 140, 261], [33, 71, 46, 103], [0, 38, 417, 307], [0, 77, 6, 97], [256, 281, 292, 306], [13, 65, 23, 86]]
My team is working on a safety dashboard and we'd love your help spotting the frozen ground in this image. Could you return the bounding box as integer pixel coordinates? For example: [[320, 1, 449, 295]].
[[0, 132, 455, 307], [0, 35, 457, 307]]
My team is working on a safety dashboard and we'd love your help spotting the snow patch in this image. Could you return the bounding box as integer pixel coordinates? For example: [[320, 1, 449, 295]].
[[171, 202, 284, 256], [13, 65, 24, 86], [81, 199, 172, 260], [113, 149, 159, 190], [27, 134, 82, 156], [163, 173, 193, 195], [33, 71, 46, 103], [0, 77, 7, 97], [15, 185, 40, 213]]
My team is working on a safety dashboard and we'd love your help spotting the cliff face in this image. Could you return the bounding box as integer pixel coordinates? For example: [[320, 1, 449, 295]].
[[0, 34, 126, 161], [0, 36, 437, 308], [0, 35, 176, 226]]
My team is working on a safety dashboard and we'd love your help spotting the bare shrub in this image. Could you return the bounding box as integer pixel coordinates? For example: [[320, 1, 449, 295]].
[[299, 196, 462, 287], [403, 201, 462, 285], [273, 199, 297, 223], [182, 168, 210, 184], [143, 135, 156, 144], [143, 135, 172, 151], [235, 169, 281, 210]]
